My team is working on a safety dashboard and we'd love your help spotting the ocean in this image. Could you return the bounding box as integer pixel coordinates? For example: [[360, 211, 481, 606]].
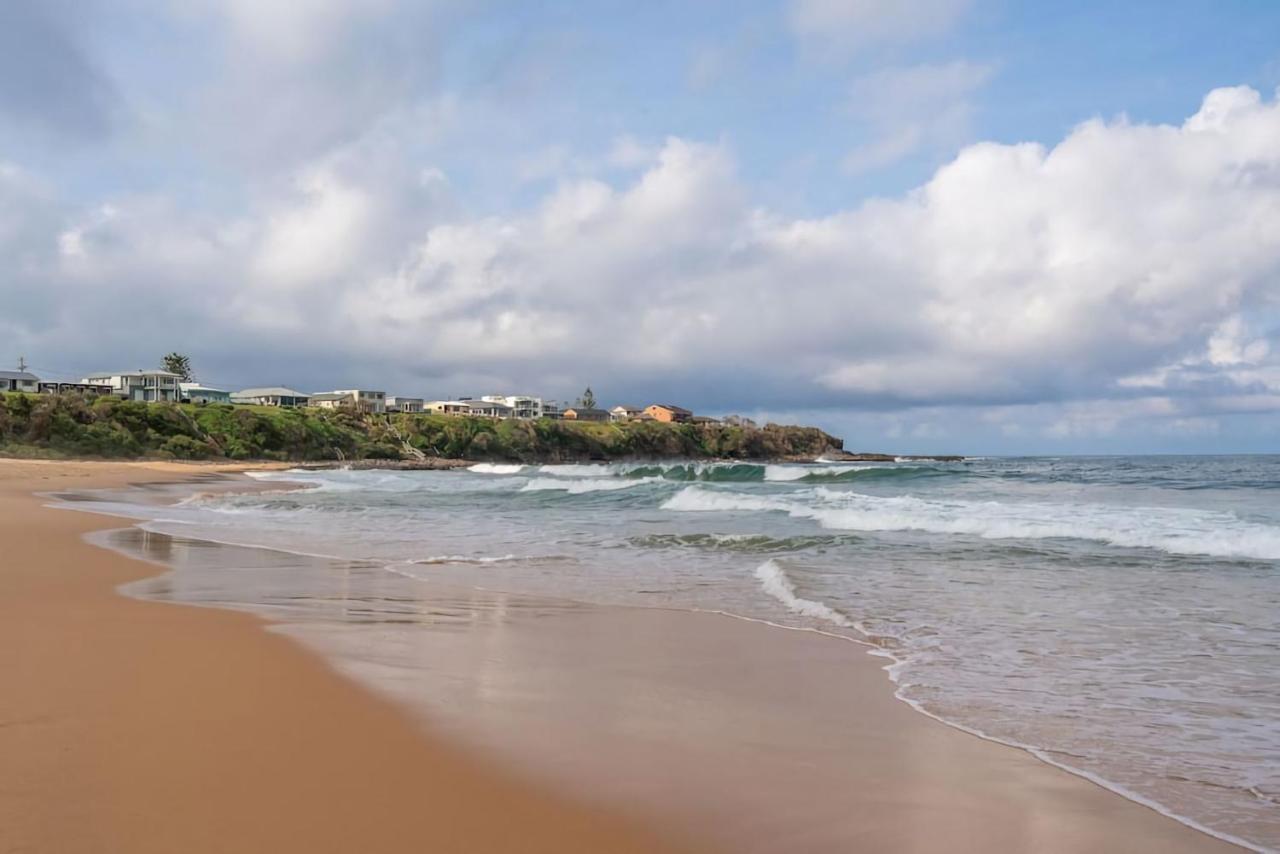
[[67, 455, 1280, 850]]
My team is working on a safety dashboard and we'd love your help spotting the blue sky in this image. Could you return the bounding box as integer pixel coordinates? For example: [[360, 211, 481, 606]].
[[2, 0, 1279, 454]]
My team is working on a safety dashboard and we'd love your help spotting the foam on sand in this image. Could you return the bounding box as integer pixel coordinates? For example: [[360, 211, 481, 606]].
[[754, 559, 853, 628]]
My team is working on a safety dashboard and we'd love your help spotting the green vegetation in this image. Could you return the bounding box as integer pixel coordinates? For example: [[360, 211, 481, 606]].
[[0, 393, 842, 463], [161, 352, 193, 382]]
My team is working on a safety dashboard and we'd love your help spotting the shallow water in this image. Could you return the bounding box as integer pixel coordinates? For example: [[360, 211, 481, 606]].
[[64, 456, 1280, 849]]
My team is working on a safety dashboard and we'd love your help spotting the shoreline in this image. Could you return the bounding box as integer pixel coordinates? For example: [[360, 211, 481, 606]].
[[4, 459, 1253, 852], [0, 459, 700, 854]]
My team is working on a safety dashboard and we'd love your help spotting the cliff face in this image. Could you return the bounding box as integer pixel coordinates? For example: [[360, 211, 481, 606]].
[[0, 394, 843, 463]]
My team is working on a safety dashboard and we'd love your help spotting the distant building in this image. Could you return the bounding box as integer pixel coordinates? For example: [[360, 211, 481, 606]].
[[481, 395, 545, 419], [425, 400, 474, 416], [39, 381, 114, 396], [386, 396, 424, 413], [310, 389, 386, 414], [463, 399, 513, 419], [231, 387, 310, 407], [723, 415, 758, 428], [691, 415, 721, 425], [562, 407, 610, 422], [180, 383, 231, 404], [0, 370, 41, 393], [82, 370, 182, 402], [609, 404, 644, 422], [644, 403, 692, 423], [541, 400, 565, 420]]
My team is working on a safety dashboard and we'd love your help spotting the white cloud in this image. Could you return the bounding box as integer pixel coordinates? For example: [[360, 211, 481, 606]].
[[4, 86, 1280, 438]]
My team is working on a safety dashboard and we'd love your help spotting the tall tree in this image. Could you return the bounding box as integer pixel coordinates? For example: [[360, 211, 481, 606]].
[[578, 386, 596, 409], [162, 352, 193, 382]]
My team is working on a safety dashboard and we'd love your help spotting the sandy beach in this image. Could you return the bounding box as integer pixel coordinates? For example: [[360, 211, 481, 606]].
[[0, 459, 1246, 853]]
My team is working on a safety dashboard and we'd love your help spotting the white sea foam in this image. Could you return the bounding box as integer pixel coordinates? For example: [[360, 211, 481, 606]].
[[754, 560, 853, 627], [468, 463, 526, 474], [537, 464, 616, 477], [521, 476, 662, 494], [664, 486, 1280, 561], [413, 553, 520, 565]]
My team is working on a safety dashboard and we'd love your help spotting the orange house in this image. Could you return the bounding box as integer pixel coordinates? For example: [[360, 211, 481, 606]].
[[644, 403, 692, 423]]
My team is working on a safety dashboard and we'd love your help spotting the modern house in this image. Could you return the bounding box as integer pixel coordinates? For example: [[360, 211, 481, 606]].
[[38, 381, 114, 396], [463, 399, 513, 419], [386, 397, 424, 413], [310, 389, 386, 414], [231, 387, 311, 407], [609, 404, 643, 422], [0, 370, 41, 393], [425, 400, 475, 416], [481, 395, 545, 419], [562, 407, 610, 422], [644, 403, 692, 423], [180, 383, 231, 404], [82, 370, 182, 402], [542, 400, 564, 420]]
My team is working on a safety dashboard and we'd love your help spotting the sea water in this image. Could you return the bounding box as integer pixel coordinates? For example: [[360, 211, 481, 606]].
[[69, 456, 1280, 849]]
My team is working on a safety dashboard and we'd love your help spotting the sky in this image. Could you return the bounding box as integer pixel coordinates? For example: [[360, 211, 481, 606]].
[[2, 0, 1279, 454]]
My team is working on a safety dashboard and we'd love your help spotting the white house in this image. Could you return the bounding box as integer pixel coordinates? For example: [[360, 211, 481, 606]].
[[82, 370, 182, 402], [480, 395, 546, 419], [460, 398, 513, 419], [231, 387, 310, 407], [425, 400, 475, 416], [386, 397, 424, 413], [180, 383, 231, 404], [610, 404, 643, 422], [0, 370, 40, 393]]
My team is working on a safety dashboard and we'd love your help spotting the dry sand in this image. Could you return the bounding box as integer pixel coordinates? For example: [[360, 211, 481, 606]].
[[0, 459, 1245, 853]]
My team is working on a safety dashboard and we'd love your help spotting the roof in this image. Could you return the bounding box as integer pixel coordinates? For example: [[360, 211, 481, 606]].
[[307, 392, 350, 402], [180, 383, 228, 393], [0, 371, 39, 382], [84, 370, 183, 378], [648, 403, 692, 415], [386, 396, 423, 403], [232, 387, 310, 398], [610, 404, 642, 411]]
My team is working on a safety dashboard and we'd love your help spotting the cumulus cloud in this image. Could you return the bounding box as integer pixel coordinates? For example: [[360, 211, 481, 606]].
[[4, 84, 1280, 442]]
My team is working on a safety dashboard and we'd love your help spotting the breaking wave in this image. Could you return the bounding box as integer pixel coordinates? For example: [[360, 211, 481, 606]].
[[663, 486, 1280, 561], [628, 532, 858, 553], [521, 476, 664, 494], [468, 463, 526, 475], [530, 461, 958, 483]]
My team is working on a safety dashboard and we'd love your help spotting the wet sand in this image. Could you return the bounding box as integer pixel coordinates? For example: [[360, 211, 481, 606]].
[[0, 459, 696, 854], [2, 459, 1246, 853]]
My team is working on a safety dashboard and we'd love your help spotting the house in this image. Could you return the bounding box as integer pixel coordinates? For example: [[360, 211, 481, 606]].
[[0, 370, 41, 393], [644, 403, 692, 423], [424, 400, 474, 416], [481, 395, 545, 419], [82, 370, 182, 402], [310, 389, 386, 414], [180, 383, 231, 404], [562, 407, 610, 422], [386, 397, 424, 413], [39, 382, 114, 396], [463, 399, 513, 419], [609, 405, 644, 422], [691, 415, 721, 425], [231, 387, 310, 407], [542, 400, 564, 420]]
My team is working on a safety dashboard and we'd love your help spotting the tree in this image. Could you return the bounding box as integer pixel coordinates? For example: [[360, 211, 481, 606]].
[[162, 353, 193, 382], [578, 386, 596, 409]]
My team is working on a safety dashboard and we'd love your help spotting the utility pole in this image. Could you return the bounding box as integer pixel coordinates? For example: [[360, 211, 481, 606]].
[[17, 356, 27, 373]]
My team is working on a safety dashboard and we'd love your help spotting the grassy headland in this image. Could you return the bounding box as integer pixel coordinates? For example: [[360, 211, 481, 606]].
[[0, 393, 843, 463]]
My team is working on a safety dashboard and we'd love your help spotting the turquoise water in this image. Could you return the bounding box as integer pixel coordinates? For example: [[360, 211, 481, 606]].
[[79, 456, 1280, 849]]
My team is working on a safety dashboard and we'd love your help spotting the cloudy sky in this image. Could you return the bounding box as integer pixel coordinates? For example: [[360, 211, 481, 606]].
[[3, 0, 1279, 453]]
